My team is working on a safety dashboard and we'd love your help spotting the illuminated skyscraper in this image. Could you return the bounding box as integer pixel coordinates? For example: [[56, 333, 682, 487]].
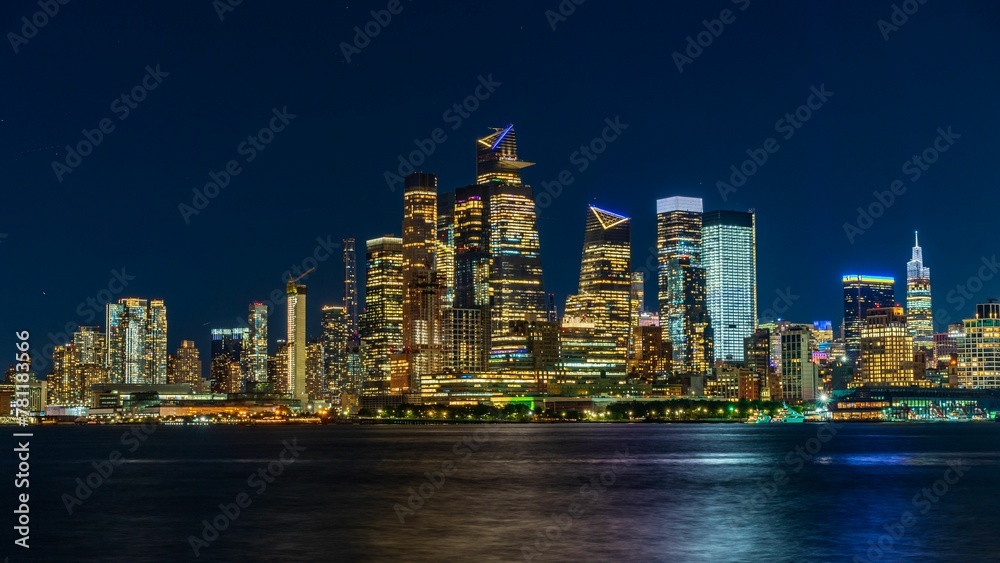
[[171, 340, 202, 390], [73, 326, 107, 398], [702, 210, 758, 362], [286, 281, 308, 405], [211, 328, 248, 393], [269, 340, 289, 394], [343, 238, 359, 338], [656, 196, 711, 373], [957, 302, 1000, 389], [564, 206, 632, 372], [857, 306, 917, 387], [321, 305, 350, 391], [454, 184, 492, 361], [106, 298, 168, 385], [360, 236, 404, 388], [247, 302, 269, 384], [476, 124, 534, 186], [305, 338, 326, 401], [401, 172, 443, 394], [47, 343, 79, 405], [780, 325, 818, 401], [842, 275, 895, 364], [443, 308, 486, 373], [437, 192, 456, 308], [906, 231, 933, 352]]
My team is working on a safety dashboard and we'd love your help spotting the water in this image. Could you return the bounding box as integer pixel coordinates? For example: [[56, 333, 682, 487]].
[[6, 423, 1000, 562]]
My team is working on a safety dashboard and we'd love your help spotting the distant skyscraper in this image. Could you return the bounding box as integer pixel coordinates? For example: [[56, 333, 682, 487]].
[[476, 124, 534, 186], [437, 192, 456, 308], [171, 340, 202, 390], [443, 308, 486, 373], [343, 238, 359, 338], [321, 305, 350, 391], [906, 232, 933, 351], [957, 302, 1000, 389], [305, 338, 326, 401], [858, 306, 916, 387], [269, 340, 290, 394], [657, 197, 711, 373], [702, 210, 758, 362], [453, 184, 492, 359], [211, 328, 247, 393], [106, 298, 167, 385], [360, 236, 404, 387], [286, 281, 308, 405], [842, 275, 895, 364], [247, 302, 269, 384], [564, 206, 632, 372], [401, 172, 443, 394], [780, 325, 818, 401]]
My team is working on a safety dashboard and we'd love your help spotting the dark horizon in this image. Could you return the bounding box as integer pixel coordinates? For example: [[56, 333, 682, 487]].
[[4, 1, 1000, 368]]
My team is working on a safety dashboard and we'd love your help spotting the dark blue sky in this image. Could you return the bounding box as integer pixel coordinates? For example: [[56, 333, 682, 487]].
[[4, 0, 999, 369]]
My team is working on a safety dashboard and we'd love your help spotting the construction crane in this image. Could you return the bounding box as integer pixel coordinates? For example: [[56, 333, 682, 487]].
[[287, 267, 315, 285]]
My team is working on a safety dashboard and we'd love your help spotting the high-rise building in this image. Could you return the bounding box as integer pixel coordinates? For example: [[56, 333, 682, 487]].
[[247, 302, 269, 384], [343, 238, 359, 339], [269, 340, 290, 394], [211, 328, 247, 393], [47, 343, 80, 405], [957, 302, 1000, 389], [780, 325, 818, 401], [702, 210, 757, 362], [171, 340, 202, 390], [400, 173, 443, 395], [305, 338, 326, 401], [857, 306, 917, 387], [906, 232, 933, 352], [657, 197, 711, 374], [437, 192, 456, 308], [629, 272, 645, 362], [564, 206, 632, 371], [842, 275, 895, 364], [321, 305, 350, 391], [360, 236, 404, 388], [443, 308, 486, 373], [629, 313, 667, 378], [106, 298, 168, 385], [286, 281, 308, 406], [476, 124, 534, 186]]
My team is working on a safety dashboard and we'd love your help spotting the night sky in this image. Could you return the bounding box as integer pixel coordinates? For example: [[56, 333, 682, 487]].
[[4, 0, 999, 369]]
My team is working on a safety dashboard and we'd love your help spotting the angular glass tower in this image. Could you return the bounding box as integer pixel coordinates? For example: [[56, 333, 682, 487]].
[[906, 231, 933, 350], [842, 275, 895, 364]]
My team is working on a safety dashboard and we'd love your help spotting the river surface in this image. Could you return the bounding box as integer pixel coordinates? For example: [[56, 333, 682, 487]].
[[5, 423, 999, 562]]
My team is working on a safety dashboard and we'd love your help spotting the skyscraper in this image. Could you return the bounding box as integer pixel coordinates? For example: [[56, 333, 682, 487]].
[[443, 308, 486, 373], [476, 124, 534, 186], [437, 192, 456, 308], [857, 306, 916, 387], [171, 340, 202, 390], [657, 196, 711, 373], [957, 302, 1000, 389], [702, 210, 758, 362], [321, 305, 350, 391], [906, 231, 933, 352], [286, 281, 308, 406], [211, 328, 247, 393], [401, 172, 443, 394], [842, 275, 895, 364], [780, 325, 818, 401], [343, 238, 359, 339], [305, 338, 326, 401], [247, 302, 269, 384], [564, 206, 632, 372], [360, 236, 404, 389], [453, 184, 492, 360], [106, 298, 168, 385]]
